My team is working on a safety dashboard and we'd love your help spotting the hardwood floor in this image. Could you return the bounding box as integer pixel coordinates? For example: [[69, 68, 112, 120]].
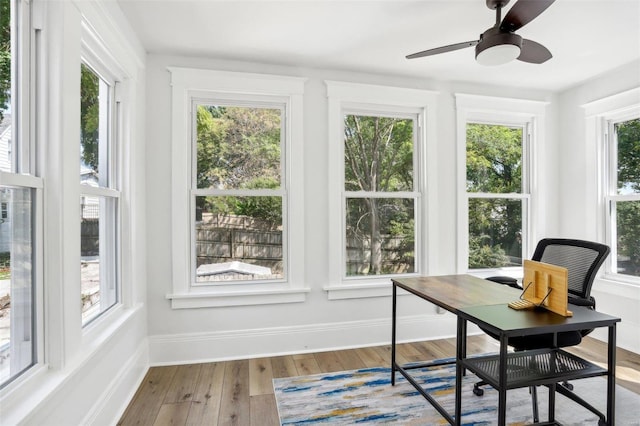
[[117, 335, 640, 426]]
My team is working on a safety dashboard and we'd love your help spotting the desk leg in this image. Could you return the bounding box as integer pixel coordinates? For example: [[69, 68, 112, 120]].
[[548, 382, 556, 423], [391, 283, 397, 386], [461, 320, 467, 377], [498, 334, 508, 426], [455, 316, 465, 426], [607, 323, 617, 425]]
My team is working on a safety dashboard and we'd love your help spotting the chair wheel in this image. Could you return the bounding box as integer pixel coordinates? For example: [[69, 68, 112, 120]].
[[472, 385, 484, 396]]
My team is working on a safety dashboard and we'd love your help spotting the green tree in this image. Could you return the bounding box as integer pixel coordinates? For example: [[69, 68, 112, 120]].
[[616, 118, 640, 276], [344, 115, 414, 275], [466, 123, 523, 267], [80, 64, 100, 171], [466, 123, 522, 193], [1, 0, 10, 121], [196, 105, 281, 190], [616, 118, 640, 193], [196, 105, 282, 224]]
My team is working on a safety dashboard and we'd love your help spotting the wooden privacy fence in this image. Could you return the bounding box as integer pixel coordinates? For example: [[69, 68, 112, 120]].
[[345, 235, 414, 275], [196, 219, 283, 274], [81, 219, 99, 256], [194, 215, 414, 276], [196, 228, 282, 258]]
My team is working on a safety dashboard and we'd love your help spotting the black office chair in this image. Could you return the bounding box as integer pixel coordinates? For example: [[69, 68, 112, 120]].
[[473, 238, 611, 423]]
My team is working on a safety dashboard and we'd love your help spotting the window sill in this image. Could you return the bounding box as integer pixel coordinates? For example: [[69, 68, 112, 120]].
[[166, 287, 311, 309], [594, 275, 640, 298]]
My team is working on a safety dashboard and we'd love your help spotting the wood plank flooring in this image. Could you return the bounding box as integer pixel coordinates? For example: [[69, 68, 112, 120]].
[[118, 335, 640, 426]]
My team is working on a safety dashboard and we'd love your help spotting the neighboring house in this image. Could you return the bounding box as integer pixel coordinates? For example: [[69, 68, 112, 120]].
[[0, 115, 11, 253], [0, 114, 10, 173], [80, 166, 100, 220]]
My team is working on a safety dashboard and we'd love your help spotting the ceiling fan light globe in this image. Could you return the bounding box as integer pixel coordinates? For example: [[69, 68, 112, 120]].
[[476, 44, 521, 65], [475, 31, 522, 66]]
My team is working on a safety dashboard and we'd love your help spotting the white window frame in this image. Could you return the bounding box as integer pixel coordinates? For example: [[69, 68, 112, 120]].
[[456, 94, 548, 276], [583, 87, 640, 285], [0, 0, 44, 389], [190, 98, 287, 286], [325, 81, 438, 300], [168, 68, 309, 308], [79, 32, 122, 327]]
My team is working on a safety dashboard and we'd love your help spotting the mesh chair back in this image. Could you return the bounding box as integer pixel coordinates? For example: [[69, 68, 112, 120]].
[[531, 238, 610, 300]]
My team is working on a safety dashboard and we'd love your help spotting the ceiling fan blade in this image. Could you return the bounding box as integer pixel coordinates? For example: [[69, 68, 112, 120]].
[[517, 39, 552, 64], [406, 40, 479, 59], [500, 0, 555, 33]]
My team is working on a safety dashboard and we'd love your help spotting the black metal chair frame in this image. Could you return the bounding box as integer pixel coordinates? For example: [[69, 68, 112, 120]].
[[474, 238, 611, 424]]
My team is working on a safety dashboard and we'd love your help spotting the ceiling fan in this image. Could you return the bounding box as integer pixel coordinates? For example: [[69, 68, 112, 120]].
[[407, 0, 555, 66]]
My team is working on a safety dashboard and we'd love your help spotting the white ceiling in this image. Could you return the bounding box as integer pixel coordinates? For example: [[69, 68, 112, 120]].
[[116, 0, 640, 91]]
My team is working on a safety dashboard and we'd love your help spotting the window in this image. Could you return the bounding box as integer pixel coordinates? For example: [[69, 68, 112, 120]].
[[583, 87, 640, 284], [456, 94, 547, 274], [466, 123, 528, 269], [79, 61, 119, 325], [326, 81, 437, 299], [605, 116, 640, 279], [343, 113, 418, 277], [168, 68, 307, 308], [193, 103, 284, 283], [0, 0, 42, 388]]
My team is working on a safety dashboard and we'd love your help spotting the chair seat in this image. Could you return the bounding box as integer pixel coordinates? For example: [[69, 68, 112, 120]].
[[481, 327, 583, 350], [508, 331, 582, 350]]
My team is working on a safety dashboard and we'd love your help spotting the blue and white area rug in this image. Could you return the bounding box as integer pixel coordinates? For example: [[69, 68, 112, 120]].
[[273, 365, 640, 425]]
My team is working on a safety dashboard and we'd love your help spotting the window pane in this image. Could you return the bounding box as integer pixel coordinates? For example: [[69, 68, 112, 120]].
[[80, 64, 109, 187], [615, 118, 640, 195], [81, 196, 117, 325], [195, 195, 283, 282], [344, 115, 414, 192], [0, 186, 35, 387], [468, 198, 523, 269], [1, 0, 12, 173], [345, 197, 415, 276], [196, 105, 281, 190], [466, 123, 523, 193], [615, 200, 640, 277]]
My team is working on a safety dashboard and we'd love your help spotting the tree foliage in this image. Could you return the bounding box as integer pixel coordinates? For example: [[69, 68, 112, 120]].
[[466, 123, 524, 268], [196, 105, 282, 226], [1, 0, 11, 121], [80, 64, 100, 172], [344, 115, 414, 275], [616, 118, 640, 193], [616, 118, 640, 276], [466, 123, 522, 193], [196, 105, 281, 190]]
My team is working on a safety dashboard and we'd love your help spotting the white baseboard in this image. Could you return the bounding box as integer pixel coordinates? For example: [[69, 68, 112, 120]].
[[149, 313, 459, 366], [83, 339, 149, 426]]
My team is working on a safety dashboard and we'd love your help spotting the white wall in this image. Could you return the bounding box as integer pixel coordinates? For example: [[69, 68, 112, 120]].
[[144, 54, 560, 365], [557, 60, 640, 353]]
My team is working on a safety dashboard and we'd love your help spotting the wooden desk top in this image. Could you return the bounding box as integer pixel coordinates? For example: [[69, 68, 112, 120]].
[[391, 274, 521, 313]]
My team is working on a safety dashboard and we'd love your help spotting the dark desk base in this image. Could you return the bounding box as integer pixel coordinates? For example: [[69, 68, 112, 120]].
[[392, 358, 458, 425], [391, 281, 617, 426]]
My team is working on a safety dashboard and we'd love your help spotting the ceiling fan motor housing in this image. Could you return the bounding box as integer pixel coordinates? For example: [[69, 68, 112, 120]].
[[486, 0, 511, 10], [475, 27, 522, 65]]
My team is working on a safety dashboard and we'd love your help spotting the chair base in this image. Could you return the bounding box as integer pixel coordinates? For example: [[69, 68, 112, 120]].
[[472, 381, 606, 425]]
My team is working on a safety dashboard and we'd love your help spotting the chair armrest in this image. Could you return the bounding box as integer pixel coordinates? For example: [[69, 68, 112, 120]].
[[486, 276, 522, 289], [568, 295, 596, 309]]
